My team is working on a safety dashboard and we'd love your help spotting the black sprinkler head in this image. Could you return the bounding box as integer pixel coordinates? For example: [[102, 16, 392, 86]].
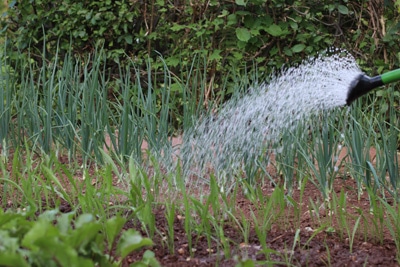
[[346, 74, 384, 105]]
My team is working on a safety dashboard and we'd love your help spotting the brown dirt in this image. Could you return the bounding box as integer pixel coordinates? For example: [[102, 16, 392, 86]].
[[121, 176, 399, 267], [1, 146, 399, 267]]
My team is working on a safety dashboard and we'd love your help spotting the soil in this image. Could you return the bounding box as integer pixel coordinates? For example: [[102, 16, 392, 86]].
[[1, 146, 399, 267], [121, 176, 399, 267]]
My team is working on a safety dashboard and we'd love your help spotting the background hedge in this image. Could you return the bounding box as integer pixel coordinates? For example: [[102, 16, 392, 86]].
[[1, 0, 400, 104]]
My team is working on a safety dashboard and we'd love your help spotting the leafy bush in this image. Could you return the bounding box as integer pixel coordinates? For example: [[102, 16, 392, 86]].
[[0, 209, 159, 267], [2, 1, 399, 75], [1, 1, 399, 112]]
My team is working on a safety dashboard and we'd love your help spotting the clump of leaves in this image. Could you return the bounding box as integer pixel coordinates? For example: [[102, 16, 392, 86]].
[[0, 209, 159, 267], [4, 0, 400, 102]]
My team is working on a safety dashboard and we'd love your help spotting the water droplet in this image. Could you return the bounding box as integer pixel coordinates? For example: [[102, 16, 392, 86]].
[[334, 166, 339, 172]]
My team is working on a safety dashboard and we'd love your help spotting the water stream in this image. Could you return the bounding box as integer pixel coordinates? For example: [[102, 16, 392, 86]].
[[170, 50, 363, 186]]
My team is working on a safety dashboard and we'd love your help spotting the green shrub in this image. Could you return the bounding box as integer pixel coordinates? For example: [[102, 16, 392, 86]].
[[3, 1, 399, 101], [0, 209, 158, 267]]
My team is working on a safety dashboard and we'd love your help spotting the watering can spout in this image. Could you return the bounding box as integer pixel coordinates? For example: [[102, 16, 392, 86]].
[[346, 68, 400, 105], [346, 74, 383, 105]]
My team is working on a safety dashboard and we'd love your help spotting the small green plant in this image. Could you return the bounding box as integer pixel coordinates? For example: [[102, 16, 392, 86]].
[[248, 186, 285, 262], [345, 106, 376, 197], [363, 187, 385, 243], [381, 199, 400, 263], [164, 202, 175, 254], [127, 162, 157, 239], [295, 111, 342, 200], [331, 190, 362, 253], [0, 209, 158, 266]]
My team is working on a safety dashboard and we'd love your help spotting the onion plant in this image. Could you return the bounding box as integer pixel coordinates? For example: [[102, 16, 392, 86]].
[[0, 44, 13, 159]]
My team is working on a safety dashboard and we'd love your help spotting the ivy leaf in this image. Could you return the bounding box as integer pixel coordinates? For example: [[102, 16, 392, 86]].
[[170, 23, 186, 32], [284, 47, 293, 56], [209, 50, 222, 61], [235, 28, 251, 42], [235, 0, 246, 6], [292, 44, 305, 53], [338, 5, 349, 15], [165, 56, 180, 67], [218, 10, 229, 17], [289, 21, 298, 30], [266, 24, 283, 37], [124, 35, 133, 44], [227, 14, 237, 26]]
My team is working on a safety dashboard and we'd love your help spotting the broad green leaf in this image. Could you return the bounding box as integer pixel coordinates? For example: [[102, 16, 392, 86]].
[[137, 250, 161, 267], [68, 223, 102, 250], [117, 229, 153, 259], [21, 220, 54, 248], [250, 27, 261, 36], [218, 9, 229, 17], [227, 14, 237, 26], [284, 47, 293, 56], [170, 83, 183, 93], [0, 253, 29, 267], [235, 0, 246, 6], [235, 28, 251, 42], [170, 24, 186, 32], [0, 212, 24, 227], [232, 51, 243, 60], [338, 5, 349, 14], [0, 230, 19, 252], [34, 238, 81, 267], [75, 213, 94, 228], [266, 24, 283, 37], [57, 211, 75, 235], [165, 56, 180, 67], [292, 44, 306, 53], [209, 50, 222, 61], [124, 35, 133, 44], [105, 216, 126, 250], [289, 21, 298, 30], [38, 209, 59, 222]]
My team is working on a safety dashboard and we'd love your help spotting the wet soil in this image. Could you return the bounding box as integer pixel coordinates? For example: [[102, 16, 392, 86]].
[[121, 176, 399, 267], [1, 148, 399, 267]]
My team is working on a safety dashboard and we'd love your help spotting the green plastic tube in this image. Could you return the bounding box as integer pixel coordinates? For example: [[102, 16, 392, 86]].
[[381, 68, 400, 85]]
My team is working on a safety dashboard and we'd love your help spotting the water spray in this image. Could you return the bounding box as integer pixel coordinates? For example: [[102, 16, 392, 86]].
[[166, 50, 400, 187], [346, 68, 400, 105], [178, 50, 363, 184]]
